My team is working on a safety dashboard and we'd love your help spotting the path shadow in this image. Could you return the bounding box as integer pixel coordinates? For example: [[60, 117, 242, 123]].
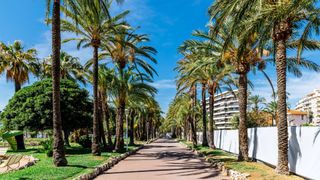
[[99, 139, 226, 179]]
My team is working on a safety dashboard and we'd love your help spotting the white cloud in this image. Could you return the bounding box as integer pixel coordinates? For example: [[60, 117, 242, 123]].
[[151, 79, 176, 89]]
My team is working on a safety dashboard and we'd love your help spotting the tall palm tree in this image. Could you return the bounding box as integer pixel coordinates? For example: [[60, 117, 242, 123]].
[[0, 40, 37, 150], [0, 41, 38, 92], [102, 29, 157, 151], [39, 52, 86, 83], [60, 0, 129, 155], [46, 0, 68, 166]]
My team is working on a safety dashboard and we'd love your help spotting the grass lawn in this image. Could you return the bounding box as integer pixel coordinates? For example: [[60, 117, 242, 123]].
[[0, 142, 141, 180], [180, 140, 303, 180]]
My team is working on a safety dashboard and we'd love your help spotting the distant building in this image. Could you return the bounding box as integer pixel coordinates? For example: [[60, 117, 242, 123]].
[[206, 90, 239, 130], [295, 89, 320, 125], [287, 110, 309, 126]]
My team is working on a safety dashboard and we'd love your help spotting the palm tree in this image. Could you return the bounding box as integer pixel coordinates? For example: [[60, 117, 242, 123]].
[[175, 52, 208, 146], [0, 40, 37, 150], [194, 22, 266, 160], [39, 52, 86, 83], [264, 101, 278, 126], [249, 95, 266, 112], [97, 66, 116, 149], [102, 29, 157, 151], [0, 41, 38, 92], [178, 32, 236, 148], [127, 84, 158, 145], [167, 93, 201, 147], [209, 0, 320, 173], [60, 0, 129, 155], [46, 0, 68, 166]]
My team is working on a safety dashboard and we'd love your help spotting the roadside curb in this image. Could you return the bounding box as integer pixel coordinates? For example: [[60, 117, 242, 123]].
[[179, 141, 250, 180], [75, 138, 158, 180]]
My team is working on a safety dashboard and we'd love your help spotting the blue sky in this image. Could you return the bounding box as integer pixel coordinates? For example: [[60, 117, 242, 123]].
[[0, 0, 320, 113]]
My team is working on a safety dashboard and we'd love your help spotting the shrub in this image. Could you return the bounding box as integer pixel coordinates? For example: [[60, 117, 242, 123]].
[[40, 138, 53, 157], [78, 135, 91, 148]]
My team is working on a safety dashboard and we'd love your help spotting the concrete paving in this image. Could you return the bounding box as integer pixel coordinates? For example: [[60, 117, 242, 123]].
[[95, 139, 228, 180]]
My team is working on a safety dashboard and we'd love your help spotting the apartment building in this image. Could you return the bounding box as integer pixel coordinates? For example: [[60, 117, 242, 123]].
[[207, 90, 239, 129], [295, 89, 320, 125]]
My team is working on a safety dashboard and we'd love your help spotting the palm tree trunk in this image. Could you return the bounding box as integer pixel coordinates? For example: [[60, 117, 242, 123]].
[[99, 110, 107, 150], [238, 72, 249, 161], [63, 130, 70, 147], [115, 101, 125, 151], [208, 84, 216, 148], [129, 110, 135, 146], [98, 91, 107, 150], [272, 20, 291, 174], [183, 119, 188, 140], [141, 115, 147, 140], [188, 116, 197, 147], [103, 98, 113, 149], [201, 83, 208, 146], [146, 115, 150, 141], [52, 0, 67, 166], [193, 85, 197, 136], [14, 81, 21, 92], [92, 46, 101, 156], [275, 39, 289, 174], [190, 86, 198, 147], [14, 81, 25, 150]]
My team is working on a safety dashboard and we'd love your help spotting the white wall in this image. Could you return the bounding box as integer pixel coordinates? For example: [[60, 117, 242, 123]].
[[198, 127, 320, 179]]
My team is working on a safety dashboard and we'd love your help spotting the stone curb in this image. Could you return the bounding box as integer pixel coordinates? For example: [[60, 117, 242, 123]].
[[75, 138, 158, 180], [179, 142, 250, 180]]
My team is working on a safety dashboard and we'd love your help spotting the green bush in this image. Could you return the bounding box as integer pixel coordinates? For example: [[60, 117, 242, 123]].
[[40, 138, 53, 157], [78, 135, 91, 148]]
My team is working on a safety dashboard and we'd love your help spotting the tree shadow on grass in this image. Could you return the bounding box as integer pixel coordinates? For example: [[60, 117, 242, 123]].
[[66, 164, 89, 169], [65, 147, 91, 155], [7, 148, 42, 154]]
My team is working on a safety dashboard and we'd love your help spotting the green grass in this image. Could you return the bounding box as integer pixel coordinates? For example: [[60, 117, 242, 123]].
[[179, 140, 302, 180], [0, 143, 141, 180]]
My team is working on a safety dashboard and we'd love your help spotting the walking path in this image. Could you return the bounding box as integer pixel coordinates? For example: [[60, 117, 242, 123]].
[[95, 139, 228, 180]]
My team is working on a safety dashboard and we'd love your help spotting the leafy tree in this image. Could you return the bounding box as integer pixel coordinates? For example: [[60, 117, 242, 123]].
[[0, 79, 92, 143]]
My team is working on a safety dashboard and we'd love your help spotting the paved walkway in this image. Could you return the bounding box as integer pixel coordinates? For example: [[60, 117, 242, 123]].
[[95, 139, 228, 180]]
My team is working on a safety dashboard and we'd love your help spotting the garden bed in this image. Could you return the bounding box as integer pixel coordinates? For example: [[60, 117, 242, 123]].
[[0, 143, 142, 180]]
